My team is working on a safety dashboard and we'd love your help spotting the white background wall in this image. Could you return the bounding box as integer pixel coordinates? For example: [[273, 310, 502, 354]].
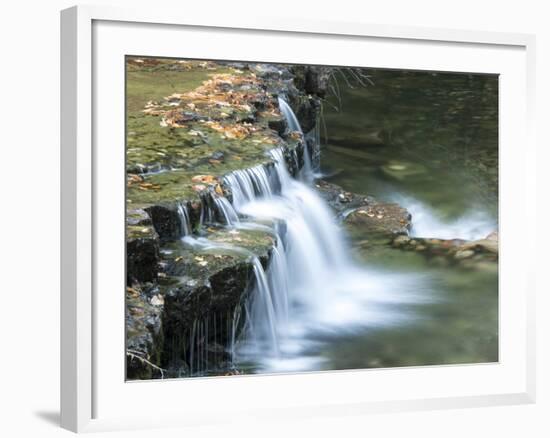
[[0, 1, 547, 436]]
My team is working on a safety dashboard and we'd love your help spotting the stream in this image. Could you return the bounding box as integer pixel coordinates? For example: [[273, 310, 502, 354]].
[[181, 69, 499, 375], [252, 70, 496, 373], [317, 69, 499, 370]]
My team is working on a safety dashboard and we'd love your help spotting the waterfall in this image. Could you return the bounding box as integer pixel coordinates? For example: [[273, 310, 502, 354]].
[[195, 190, 240, 228], [181, 233, 282, 361], [250, 256, 280, 355], [278, 97, 314, 181], [222, 147, 350, 359], [223, 164, 277, 210], [223, 148, 429, 372], [177, 202, 191, 236], [211, 195, 239, 226], [180, 103, 429, 374]]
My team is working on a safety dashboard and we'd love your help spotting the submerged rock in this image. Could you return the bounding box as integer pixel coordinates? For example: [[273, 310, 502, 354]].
[[380, 160, 428, 181], [330, 129, 388, 147]]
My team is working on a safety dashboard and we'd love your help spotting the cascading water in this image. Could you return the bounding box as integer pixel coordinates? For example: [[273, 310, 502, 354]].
[[177, 202, 191, 236], [182, 233, 284, 365], [181, 100, 431, 374], [222, 145, 429, 372], [390, 194, 496, 241], [211, 195, 240, 226], [278, 97, 314, 181]]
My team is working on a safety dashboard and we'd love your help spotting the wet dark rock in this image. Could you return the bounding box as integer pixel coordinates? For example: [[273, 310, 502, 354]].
[[291, 66, 332, 98], [127, 233, 160, 284], [288, 94, 321, 133], [268, 117, 288, 135], [145, 201, 200, 241], [161, 261, 252, 371], [164, 358, 190, 379], [145, 204, 181, 240], [315, 179, 376, 215], [127, 210, 160, 284]]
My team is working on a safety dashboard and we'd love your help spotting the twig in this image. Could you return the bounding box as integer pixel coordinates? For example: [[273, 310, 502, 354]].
[[126, 349, 166, 379], [336, 68, 355, 89]]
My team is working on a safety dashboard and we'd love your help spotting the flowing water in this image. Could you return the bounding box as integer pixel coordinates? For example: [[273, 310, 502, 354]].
[[278, 97, 315, 181], [223, 148, 433, 373], [316, 69, 499, 369], [183, 72, 498, 375]]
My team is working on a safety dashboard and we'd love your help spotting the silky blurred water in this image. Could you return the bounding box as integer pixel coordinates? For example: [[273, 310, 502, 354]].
[[233, 69, 499, 374]]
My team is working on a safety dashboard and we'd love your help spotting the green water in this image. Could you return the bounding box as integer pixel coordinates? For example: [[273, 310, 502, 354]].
[[316, 69, 499, 369], [322, 69, 498, 221]]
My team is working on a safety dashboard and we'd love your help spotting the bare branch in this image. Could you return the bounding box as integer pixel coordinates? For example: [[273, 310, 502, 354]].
[[127, 349, 166, 379]]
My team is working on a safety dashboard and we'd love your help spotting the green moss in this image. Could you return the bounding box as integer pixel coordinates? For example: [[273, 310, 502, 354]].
[[125, 60, 290, 208], [127, 224, 157, 240], [207, 227, 275, 256], [126, 61, 232, 113], [160, 227, 275, 283]]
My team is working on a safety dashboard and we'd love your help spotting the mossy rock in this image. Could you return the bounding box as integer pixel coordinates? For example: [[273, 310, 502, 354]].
[[345, 203, 411, 242]]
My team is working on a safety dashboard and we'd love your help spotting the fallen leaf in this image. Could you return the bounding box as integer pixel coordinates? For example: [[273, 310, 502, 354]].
[[191, 175, 216, 184]]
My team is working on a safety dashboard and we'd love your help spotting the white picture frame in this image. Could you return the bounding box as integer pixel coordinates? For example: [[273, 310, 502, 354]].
[[60, 4, 537, 433]]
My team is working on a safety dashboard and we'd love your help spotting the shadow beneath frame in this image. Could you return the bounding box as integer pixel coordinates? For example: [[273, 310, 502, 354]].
[[34, 410, 60, 427]]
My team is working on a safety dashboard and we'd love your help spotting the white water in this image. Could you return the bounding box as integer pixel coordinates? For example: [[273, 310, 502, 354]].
[[181, 100, 432, 374], [222, 147, 430, 372], [278, 97, 314, 181], [212, 195, 240, 226], [392, 195, 496, 241], [177, 202, 191, 236]]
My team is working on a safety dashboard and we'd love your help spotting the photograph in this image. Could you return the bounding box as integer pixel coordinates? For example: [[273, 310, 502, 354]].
[[125, 56, 499, 380]]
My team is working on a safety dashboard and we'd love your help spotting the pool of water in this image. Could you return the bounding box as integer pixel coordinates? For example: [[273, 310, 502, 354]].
[[322, 69, 498, 221], [317, 69, 499, 369]]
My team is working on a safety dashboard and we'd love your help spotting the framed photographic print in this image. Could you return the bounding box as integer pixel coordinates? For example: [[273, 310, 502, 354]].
[[61, 5, 536, 433]]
